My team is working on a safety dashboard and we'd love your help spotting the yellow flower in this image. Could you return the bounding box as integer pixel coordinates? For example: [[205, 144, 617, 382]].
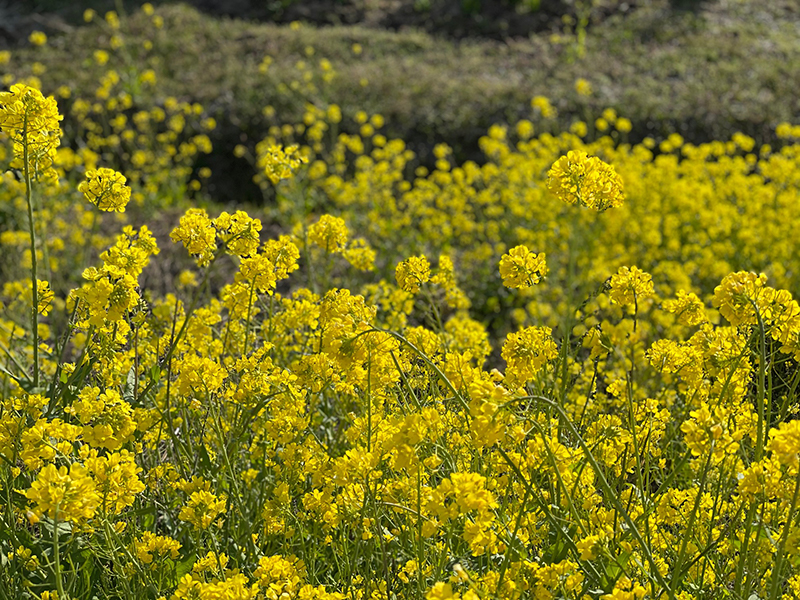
[[570, 120, 588, 137], [515, 119, 534, 139], [574, 78, 592, 97], [663, 290, 706, 326], [546, 150, 624, 211], [29, 31, 47, 46], [83, 449, 145, 514], [193, 550, 228, 574], [308, 214, 349, 253], [499, 246, 547, 289], [254, 554, 304, 596], [175, 355, 227, 396], [237, 253, 278, 293], [69, 387, 137, 450], [502, 326, 558, 386], [170, 208, 217, 267], [79, 168, 131, 212], [24, 463, 100, 523], [426, 582, 460, 600], [36, 279, 54, 315], [531, 95, 556, 119], [258, 143, 308, 184], [576, 534, 603, 560], [263, 235, 301, 278], [616, 117, 632, 133], [767, 420, 800, 469], [179, 490, 226, 529], [609, 266, 654, 307], [133, 532, 182, 566], [11, 546, 40, 572], [214, 210, 262, 258], [0, 83, 62, 174], [396, 255, 431, 294], [343, 238, 376, 271], [712, 271, 768, 326]]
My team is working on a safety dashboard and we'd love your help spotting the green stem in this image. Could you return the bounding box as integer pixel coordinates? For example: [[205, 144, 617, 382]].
[[506, 394, 671, 592], [23, 111, 39, 388], [768, 469, 800, 599], [53, 507, 65, 598], [668, 443, 714, 598], [242, 281, 257, 356]]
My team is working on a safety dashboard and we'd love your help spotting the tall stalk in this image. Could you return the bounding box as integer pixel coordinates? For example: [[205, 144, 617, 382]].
[[22, 111, 40, 388]]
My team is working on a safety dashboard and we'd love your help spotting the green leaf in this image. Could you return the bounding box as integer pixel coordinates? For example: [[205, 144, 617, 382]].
[[123, 366, 137, 405]]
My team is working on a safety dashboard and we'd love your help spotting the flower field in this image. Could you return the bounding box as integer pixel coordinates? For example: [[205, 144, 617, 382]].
[[1, 6, 800, 600]]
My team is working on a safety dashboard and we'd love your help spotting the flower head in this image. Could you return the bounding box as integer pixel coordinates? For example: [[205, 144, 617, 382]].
[[179, 490, 226, 529], [0, 83, 62, 174], [258, 143, 308, 184], [663, 290, 707, 326], [502, 326, 558, 386], [29, 31, 47, 46], [170, 208, 217, 267], [609, 266, 654, 307], [499, 246, 547, 289], [308, 215, 348, 253], [396, 256, 431, 294], [547, 150, 624, 211], [574, 78, 592, 97], [79, 168, 131, 212], [24, 463, 100, 524]]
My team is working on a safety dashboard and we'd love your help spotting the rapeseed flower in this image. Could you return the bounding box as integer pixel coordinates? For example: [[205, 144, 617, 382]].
[[24, 463, 100, 523], [258, 143, 308, 184], [609, 265, 654, 307], [79, 168, 131, 212], [0, 83, 62, 173], [309, 214, 348, 253], [546, 150, 624, 211], [396, 255, 431, 294], [179, 490, 226, 530], [502, 325, 558, 386], [499, 245, 547, 289]]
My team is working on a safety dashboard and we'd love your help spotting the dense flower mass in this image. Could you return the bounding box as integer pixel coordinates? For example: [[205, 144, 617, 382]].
[[3, 18, 800, 600], [308, 214, 348, 252]]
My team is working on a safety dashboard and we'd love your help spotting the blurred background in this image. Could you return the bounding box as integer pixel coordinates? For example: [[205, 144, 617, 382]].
[[2, 0, 798, 205]]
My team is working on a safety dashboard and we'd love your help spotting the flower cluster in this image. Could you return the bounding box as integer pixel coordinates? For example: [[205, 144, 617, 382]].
[[609, 265, 654, 307], [0, 83, 62, 175], [258, 143, 309, 184], [498, 245, 547, 289], [546, 150, 624, 211], [396, 255, 431, 294], [79, 167, 132, 212]]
